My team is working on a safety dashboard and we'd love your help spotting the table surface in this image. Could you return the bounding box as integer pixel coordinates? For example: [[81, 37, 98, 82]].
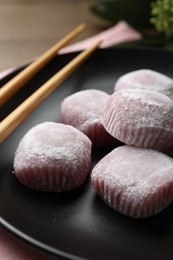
[[0, 0, 106, 72]]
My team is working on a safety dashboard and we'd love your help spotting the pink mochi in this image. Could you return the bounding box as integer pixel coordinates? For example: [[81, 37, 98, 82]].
[[13, 122, 92, 192], [60, 89, 116, 148], [91, 145, 173, 218], [114, 69, 173, 100], [103, 88, 173, 154]]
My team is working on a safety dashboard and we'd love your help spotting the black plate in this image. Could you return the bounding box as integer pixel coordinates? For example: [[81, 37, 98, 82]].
[[1, 47, 173, 260]]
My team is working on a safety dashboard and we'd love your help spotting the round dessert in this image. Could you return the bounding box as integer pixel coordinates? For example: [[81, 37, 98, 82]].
[[13, 122, 92, 192], [114, 69, 173, 100], [103, 88, 173, 153], [60, 89, 116, 148], [91, 145, 173, 218]]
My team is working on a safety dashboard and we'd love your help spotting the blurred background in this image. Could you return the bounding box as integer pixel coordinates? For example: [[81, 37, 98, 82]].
[[1, 0, 173, 71], [0, 0, 105, 71]]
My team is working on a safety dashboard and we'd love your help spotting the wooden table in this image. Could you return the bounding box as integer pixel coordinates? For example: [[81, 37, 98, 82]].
[[0, 0, 106, 72]]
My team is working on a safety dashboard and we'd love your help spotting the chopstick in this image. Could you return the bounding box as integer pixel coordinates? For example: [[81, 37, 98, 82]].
[[0, 39, 101, 143], [0, 23, 86, 106]]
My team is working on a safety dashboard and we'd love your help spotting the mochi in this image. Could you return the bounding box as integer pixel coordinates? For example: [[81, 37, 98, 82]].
[[60, 89, 117, 148], [13, 122, 92, 192], [115, 69, 173, 100], [91, 145, 173, 218], [103, 88, 173, 154]]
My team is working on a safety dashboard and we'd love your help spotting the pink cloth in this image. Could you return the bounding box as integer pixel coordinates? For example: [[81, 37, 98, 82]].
[[0, 68, 15, 80], [0, 21, 141, 259], [59, 21, 141, 54], [0, 227, 56, 259]]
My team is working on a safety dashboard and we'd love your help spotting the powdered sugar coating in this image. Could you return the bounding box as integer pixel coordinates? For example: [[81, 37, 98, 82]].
[[91, 145, 173, 218], [103, 88, 173, 153], [115, 69, 173, 100], [14, 122, 92, 191], [60, 89, 116, 148]]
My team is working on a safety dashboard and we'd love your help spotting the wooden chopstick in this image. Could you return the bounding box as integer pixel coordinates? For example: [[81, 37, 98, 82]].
[[0, 39, 101, 143], [0, 23, 86, 106]]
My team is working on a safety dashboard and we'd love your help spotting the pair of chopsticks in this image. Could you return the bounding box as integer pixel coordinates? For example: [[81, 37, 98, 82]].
[[0, 24, 101, 143]]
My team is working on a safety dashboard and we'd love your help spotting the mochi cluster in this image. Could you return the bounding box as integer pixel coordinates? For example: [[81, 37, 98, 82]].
[[92, 69, 173, 218], [13, 69, 173, 219]]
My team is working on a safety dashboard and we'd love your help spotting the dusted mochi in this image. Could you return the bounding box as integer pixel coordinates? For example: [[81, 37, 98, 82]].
[[91, 145, 173, 218], [60, 89, 116, 148], [103, 88, 173, 153], [114, 69, 173, 100], [13, 122, 92, 192]]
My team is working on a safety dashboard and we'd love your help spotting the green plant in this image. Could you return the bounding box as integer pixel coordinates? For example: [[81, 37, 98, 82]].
[[151, 0, 173, 39], [90, 0, 173, 47]]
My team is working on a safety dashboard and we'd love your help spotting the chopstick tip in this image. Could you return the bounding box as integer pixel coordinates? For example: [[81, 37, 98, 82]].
[[94, 39, 102, 48], [78, 23, 87, 31]]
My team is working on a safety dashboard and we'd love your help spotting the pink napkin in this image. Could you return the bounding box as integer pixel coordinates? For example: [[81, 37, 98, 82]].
[[0, 21, 141, 260], [0, 227, 56, 260], [59, 21, 141, 54]]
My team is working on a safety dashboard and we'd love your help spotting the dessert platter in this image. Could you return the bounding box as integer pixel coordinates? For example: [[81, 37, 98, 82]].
[[1, 47, 173, 260]]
